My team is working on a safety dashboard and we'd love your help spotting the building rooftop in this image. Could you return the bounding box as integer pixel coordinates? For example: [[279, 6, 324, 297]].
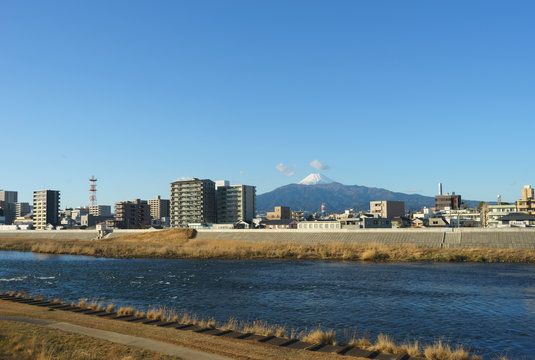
[[498, 212, 535, 221]]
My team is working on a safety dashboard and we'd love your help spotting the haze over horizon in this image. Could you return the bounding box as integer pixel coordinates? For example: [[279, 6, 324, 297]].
[[2, 1, 534, 207]]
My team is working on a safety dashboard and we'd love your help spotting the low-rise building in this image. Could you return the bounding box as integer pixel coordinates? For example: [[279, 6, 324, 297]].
[[411, 218, 429, 228], [298, 220, 341, 230], [497, 212, 535, 227], [391, 216, 411, 228], [370, 201, 405, 219], [428, 217, 450, 227], [485, 204, 517, 228], [81, 214, 114, 228], [439, 209, 482, 227], [361, 216, 392, 229], [266, 206, 291, 220], [261, 219, 297, 229]]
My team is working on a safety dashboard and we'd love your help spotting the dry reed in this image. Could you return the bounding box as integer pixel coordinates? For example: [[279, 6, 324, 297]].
[[301, 326, 336, 345], [116, 306, 134, 316], [423, 339, 479, 360], [1, 228, 534, 264]]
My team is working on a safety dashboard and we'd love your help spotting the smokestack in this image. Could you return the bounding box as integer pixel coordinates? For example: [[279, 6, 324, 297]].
[[497, 195, 502, 205], [438, 183, 443, 196]]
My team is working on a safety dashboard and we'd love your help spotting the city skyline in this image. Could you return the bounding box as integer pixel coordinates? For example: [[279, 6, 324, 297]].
[[2, 1, 534, 207]]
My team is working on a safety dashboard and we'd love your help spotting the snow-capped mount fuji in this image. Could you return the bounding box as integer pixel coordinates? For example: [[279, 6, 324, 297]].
[[257, 178, 481, 213], [297, 173, 335, 185]]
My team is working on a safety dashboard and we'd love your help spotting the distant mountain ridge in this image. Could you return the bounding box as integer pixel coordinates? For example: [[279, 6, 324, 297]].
[[257, 182, 479, 213]]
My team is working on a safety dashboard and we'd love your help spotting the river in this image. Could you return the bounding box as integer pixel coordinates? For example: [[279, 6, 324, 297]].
[[0, 251, 534, 359]]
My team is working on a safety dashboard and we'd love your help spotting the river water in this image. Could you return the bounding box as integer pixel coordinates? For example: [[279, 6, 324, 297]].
[[0, 251, 534, 359]]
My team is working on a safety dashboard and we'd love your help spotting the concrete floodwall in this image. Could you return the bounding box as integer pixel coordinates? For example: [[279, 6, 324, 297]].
[[1, 228, 534, 249], [195, 228, 535, 250]]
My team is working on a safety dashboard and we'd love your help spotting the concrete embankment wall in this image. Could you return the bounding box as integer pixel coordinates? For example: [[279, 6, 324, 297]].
[[1, 228, 534, 249], [195, 229, 535, 250]]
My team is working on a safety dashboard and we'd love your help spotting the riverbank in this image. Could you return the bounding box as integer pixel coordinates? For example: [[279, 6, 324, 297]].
[[0, 297, 358, 360], [0, 228, 535, 263], [0, 292, 487, 360], [0, 319, 177, 360]]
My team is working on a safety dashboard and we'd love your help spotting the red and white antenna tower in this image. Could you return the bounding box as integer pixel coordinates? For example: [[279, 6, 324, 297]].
[[89, 176, 97, 206]]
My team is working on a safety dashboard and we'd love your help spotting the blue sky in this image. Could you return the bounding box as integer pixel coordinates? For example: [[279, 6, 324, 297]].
[[1, 1, 534, 208]]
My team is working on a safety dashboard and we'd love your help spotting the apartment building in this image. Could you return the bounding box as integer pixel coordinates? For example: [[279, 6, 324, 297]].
[[114, 199, 151, 229], [0, 190, 17, 204], [33, 190, 60, 230], [216, 184, 256, 224], [266, 206, 291, 220], [147, 195, 170, 220], [291, 210, 305, 222], [516, 185, 535, 215], [89, 205, 112, 217], [0, 190, 18, 225], [369, 201, 405, 219], [435, 193, 462, 210], [170, 179, 216, 227], [15, 202, 31, 218]]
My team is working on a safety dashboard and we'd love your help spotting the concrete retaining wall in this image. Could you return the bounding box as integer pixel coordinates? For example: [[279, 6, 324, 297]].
[[1, 228, 534, 249], [195, 228, 535, 249]]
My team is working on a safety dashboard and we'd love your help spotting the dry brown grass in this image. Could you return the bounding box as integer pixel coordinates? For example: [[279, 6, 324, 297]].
[[423, 339, 478, 360], [242, 319, 286, 337], [0, 320, 175, 359], [346, 332, 486, 360], [301, 326, 336, 345], [116, 306, 134, 316], [1, 229, 535, 264]]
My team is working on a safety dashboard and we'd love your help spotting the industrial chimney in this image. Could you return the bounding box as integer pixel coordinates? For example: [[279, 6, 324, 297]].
[[438, 183, 443, 196]]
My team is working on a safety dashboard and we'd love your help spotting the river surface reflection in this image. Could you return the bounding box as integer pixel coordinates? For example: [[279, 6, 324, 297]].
[[1, 251, 534, 359]]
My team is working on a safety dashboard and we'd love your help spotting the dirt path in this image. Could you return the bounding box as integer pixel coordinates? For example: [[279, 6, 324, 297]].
[[0, 300, 348, 360], [0, 315, 231, 360]]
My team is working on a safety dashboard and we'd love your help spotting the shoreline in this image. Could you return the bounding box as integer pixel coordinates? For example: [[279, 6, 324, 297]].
[[0, 291, 487, 360], [0, 228, 534, 263]]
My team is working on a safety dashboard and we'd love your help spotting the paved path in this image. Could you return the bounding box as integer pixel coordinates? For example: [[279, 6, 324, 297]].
[[0, 316, 232, 360]]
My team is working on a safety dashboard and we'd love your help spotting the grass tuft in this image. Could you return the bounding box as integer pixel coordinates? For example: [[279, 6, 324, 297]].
[[423, 339, 475, 360], [116, 306, 134, 316], [301, 326, 336, 345]]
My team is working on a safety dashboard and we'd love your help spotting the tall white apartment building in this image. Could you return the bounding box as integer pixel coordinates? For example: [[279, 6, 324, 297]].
[[216, 184, 256, 224], [33, 190, 60, 230], [147, 195, 170, 220]]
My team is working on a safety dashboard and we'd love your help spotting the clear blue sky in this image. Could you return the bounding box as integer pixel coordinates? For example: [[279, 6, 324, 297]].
[[1, 1, 534, 208]]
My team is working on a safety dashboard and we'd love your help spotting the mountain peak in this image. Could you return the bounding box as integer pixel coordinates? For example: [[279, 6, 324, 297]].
[[298, 173, 335, 185]]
